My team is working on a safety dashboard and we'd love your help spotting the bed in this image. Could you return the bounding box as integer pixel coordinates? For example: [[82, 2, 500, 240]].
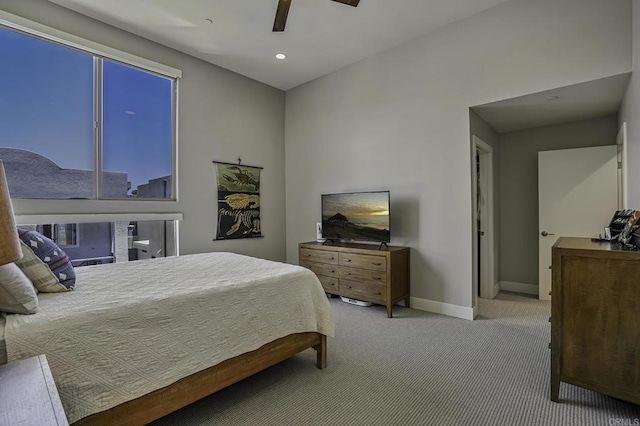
[[2, 252, 334, 425]]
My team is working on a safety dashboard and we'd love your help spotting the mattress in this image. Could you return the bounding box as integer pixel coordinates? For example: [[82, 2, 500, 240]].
[[4, 252, 334, 423]]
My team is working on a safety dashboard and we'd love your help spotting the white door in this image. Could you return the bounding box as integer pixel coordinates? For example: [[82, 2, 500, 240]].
[[538, 145, 617, 300], [617, 122, 628, 209]]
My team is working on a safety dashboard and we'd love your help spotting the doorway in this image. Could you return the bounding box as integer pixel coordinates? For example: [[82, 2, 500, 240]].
[[470, 74, 630, 308], [471, 135, 497, 304]]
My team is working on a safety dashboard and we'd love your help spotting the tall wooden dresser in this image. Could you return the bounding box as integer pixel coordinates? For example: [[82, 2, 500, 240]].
[[551, 237, 640, 404], [299, 241, 409, 318]]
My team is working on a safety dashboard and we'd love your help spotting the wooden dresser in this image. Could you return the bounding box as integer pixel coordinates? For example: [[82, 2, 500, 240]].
[[0, 354, 69, 425], [299, 241, 409, 318], [551, 237, 640, 404]]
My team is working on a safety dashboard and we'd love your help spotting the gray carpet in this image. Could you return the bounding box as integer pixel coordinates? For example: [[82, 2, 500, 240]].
[[152, 293, 640, 425]]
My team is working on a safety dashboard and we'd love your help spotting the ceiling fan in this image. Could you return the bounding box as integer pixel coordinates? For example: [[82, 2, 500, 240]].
[[273, 0, 360, 32]]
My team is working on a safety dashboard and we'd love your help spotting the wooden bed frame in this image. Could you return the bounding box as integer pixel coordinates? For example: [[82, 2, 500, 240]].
[[74, 332, 327, 426]]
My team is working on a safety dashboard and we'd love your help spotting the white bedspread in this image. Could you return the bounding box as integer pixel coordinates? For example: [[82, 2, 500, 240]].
[[4, 252, 334, 423]]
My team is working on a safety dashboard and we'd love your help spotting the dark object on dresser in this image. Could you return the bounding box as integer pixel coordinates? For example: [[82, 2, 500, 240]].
[[607, 209, 639, 240], [551, 237, 640, 405]]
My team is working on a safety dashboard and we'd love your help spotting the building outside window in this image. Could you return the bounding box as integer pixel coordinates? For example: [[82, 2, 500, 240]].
[[55, 223, 78, 247], [35, 223, 79, 248]]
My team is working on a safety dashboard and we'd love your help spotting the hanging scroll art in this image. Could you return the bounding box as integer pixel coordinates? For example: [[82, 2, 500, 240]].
[[214, 161, 263, 240]]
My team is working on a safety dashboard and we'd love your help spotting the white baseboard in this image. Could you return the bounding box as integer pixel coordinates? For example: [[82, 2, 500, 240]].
[[499, 281, 538, 296], [491, 282, 501, 298], [410, 297, 474, 321]]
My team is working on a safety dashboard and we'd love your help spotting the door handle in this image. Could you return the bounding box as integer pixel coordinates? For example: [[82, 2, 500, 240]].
[[541, 231, 555, 237]]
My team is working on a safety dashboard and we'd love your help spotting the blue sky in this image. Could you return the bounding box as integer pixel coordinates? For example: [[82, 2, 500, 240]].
[[0, 26, 172, 194]]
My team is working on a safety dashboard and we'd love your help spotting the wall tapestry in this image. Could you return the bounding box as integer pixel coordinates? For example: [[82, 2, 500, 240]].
[[214, 161, 262, 240]]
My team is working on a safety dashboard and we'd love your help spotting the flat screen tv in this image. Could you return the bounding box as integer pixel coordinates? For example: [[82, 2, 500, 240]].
[[321, 191, 390, 243]]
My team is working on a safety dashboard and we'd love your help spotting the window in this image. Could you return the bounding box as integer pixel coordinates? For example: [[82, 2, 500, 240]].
[[102, 60, 173, 198], [0, 25, 176, 200], [54, 224, 78, 247], [21, 220, 177, 267], [34, 224, 79, 248]]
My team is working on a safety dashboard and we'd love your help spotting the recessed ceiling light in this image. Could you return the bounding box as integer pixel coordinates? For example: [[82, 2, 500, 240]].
[[546, 95, 560, 101], [275, 53, 287, 60]]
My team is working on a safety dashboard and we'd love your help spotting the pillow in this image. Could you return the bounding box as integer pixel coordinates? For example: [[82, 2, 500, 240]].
[[15, 240, 64, 292], [15, 228, 76, 292], [0, 263, 38, 314]]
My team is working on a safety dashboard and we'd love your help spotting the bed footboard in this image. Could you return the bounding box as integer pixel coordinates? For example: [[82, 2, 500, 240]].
[[74, 332, 327, 426]]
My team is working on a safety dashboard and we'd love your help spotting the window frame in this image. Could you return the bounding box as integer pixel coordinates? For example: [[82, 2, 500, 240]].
[[0, 10, 180, 202]]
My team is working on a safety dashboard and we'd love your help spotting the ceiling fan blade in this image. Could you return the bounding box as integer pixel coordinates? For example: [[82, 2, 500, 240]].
[[273, 0, 292, 32], [332, 0, 360, 6]]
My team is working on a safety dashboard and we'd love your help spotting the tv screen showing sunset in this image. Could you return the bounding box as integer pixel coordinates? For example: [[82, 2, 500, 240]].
[[321, 191, 390, 242]]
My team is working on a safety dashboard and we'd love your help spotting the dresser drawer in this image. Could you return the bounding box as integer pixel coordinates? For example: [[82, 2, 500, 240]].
[[317, 276, 339, 293], [337, 266, 386, 284], [340, 279, 386, 303], [339, 253, 386, 271], [300, 248, 338, 264], [300, 260, 338, 278]]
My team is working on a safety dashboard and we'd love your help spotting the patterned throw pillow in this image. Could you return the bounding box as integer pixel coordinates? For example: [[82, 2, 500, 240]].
[[15, 228, 76, 292], [15, 240, 63, 292]]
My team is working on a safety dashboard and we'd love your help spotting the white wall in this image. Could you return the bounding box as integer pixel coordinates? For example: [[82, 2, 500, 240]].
[[0, 0, 287, 261], [285, 0, 631, 312], [498, 116, 619, 288], [620, 0, 640, 208]]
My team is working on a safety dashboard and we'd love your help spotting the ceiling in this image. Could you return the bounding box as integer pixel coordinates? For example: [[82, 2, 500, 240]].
[[472, 73, 632, 133], [48, 0, 511, 91], [44, 0, 629, 125]]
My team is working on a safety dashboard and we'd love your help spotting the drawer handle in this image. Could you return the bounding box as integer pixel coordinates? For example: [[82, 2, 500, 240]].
[[303, 253, 310, 257], [331, 270, 335, 273], [330, 257, 335, 260], [347, 286, 352, 289], [372, 262, 382, 266], [375, 292, 382, 295], [345, 259, 352, 262], [374, 277, 381, 280]]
